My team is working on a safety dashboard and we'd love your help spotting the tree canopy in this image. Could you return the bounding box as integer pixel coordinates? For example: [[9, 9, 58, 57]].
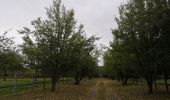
[[19, 0, 99, 91], [104, 0, 170, 93]]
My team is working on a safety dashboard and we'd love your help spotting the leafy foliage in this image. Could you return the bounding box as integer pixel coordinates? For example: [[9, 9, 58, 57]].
[[19, 0, 99, 91], [104, 0, 170, 93]]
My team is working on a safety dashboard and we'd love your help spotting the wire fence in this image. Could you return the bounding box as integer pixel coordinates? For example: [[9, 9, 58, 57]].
[[0, 75, 74, 96]]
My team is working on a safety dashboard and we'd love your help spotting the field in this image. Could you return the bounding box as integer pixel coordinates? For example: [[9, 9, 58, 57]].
[[0, 78, 72, 96], [0, 79, 170, 100]]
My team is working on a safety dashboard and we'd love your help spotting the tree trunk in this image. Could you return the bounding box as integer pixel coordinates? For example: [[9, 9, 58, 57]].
[[75, 71, 82, 85], [136, 79, 139, 85], [66, 77, 68, 84], [164, 74, 169, 92], [32, 75, 35, 89], [121, 77, 128, 85], [88, 73, 92, 80], [133, 78, 135, 84], [35, 69, 38, 82], [51, 74, 56, 92], [3, 77, 6, 81], [3, 69, 7, 81], [154, 80, 157, 90], [75, 75, 80, 85], [146, 79, 153, 94], [43, 75, 46, 90]]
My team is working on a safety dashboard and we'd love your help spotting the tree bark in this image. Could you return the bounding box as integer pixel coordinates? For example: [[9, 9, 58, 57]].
[[154, 80, 157, 90], [74, 72, 83, 85], [51, 74, 56, 92], [3, 69, 7, 81], [146, 79, 153, 94], [121, 77, 128, 85], [34, 69, 38, 82], [43, 75, 46, 90], [88, 73, 92, 80], [3, 77, 6, 81], [164, 74, 169, 92], [75, 75, 80, 85], [136, 79, 139, 85], [133, 78, 135, 84]]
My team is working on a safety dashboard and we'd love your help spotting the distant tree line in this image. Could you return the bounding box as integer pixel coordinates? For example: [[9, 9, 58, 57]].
[[0, 0, 99, 92], [104, 0, 170, 94], [0, 31, 23, 81]]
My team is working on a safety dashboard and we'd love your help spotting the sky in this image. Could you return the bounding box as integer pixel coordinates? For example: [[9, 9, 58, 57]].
[[0, 0, 127, 65]]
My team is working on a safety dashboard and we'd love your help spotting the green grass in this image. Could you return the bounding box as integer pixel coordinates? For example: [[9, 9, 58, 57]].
[[0, 79, 169, 100], [0, 77, 74, 96], [108, 80, 170, 100], [0, 79, 96, 100], [0, 78, 51, 87], [97, 82, 106, 100], [157, 79, 170, 84], [0, 78, 51, 95]]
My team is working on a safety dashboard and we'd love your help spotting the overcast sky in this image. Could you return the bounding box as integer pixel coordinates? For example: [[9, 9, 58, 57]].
[[0, 0, 127, 65], [0, 0, 127, 46]]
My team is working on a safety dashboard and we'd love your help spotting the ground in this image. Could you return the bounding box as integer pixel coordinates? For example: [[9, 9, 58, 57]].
[[0, 79, 170, 100]]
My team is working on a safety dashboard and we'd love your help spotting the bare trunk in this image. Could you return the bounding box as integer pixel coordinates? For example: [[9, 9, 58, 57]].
[[75, 75, 80, 85], [88, 73, 92, 80], [43, 75, 46, 90], [35, 69, 38, 82], [74, 72, 82, 85], [3, 69, 7, 81], [51, 74, 56, 92], [164, 74, 169, 92], [3, 77, 6, 81], [121, 77, 128, 85], [136, 79, 139, 85], [146, 79, 153, 94], [154, 80, 157, 90], [133, 78, 135, 84]]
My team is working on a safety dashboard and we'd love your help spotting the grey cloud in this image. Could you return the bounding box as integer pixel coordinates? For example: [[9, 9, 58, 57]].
[[0, 0, 127, 46]]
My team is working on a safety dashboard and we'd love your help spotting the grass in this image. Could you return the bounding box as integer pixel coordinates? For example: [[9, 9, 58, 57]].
[[0, 77, 74, 95], [0, 78, 51, 87], [0, 79, 170, 100], [0, 79, 96, 100], [107, 80, 170, 100], [0, 78, 52, 95], [97, 80, 106, 100], [157, 79, 170, 84]]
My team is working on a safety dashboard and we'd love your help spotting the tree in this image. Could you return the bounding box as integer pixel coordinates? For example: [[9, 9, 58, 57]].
[[0, 31, 23, 81], [21, 33, 42, 82], [105, 0, 170, 93], [67, 25, 99, 84], [104, 33, 138, 85], [19, 0, 98, 91]]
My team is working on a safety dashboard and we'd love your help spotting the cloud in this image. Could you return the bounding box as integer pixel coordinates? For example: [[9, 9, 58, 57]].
[[62, 0, 127, 47], [0, 0, 127, 65], [0, 0, 126, 46]]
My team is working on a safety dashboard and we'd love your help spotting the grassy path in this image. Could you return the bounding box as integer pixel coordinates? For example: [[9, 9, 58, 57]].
[[87, 79, 99, 100], [88, 79, 116, 100]]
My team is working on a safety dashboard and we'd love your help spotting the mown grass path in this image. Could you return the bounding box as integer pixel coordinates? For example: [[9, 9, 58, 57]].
[[88, 79, 116, 100]]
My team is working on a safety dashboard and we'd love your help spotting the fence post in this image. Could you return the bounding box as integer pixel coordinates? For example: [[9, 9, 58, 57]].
[[13, 72, 17, 95], [32, 74, 34, 89], [66, 77, 68, 84], [63, 77, 64, 84], [43, 75, 46, 90]]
